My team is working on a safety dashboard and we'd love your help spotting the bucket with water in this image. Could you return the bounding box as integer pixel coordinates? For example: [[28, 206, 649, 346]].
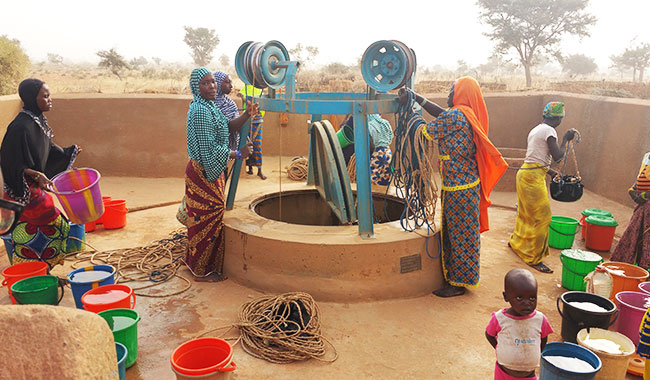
[[116, 342, 128, 380], [81, 284, 136, 313], [576, 328, 634, 380], [549, 216, 580, 249], [51, 168, 104, 225], [614, 291, 650, 346], [10, 275, 64, 305], [103, 200, 128, 230], [67, 265, 116, 309], [66, 223, 86, 253], [1, 261, 49, 304], [557, 291, 618, 343], [601, 261, 649, 301], [560, 249, 603, 291], [580, 209, 612, 240], [336, 124, 354, 148], [638, 282, 650, 295], [98, 308, 141, 368], [171, 337, 236, 380], [540, 342, 601, 379]]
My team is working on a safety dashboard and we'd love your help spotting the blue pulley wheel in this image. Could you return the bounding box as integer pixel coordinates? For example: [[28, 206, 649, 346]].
[[361, 40, 415, 92], [260, 40, 290, 89], [235, 41, 253, 85]]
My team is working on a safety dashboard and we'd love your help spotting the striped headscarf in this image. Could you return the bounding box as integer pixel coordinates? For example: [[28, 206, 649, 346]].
[[543, 102, 565, 118], [213, 71, 238, 120], [186, 68, 230, 181]]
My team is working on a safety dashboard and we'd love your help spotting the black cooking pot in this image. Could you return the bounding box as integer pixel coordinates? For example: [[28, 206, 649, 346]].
[[551, 175, 583, 202]]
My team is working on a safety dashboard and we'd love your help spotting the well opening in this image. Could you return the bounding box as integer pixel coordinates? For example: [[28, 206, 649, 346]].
[[251, 189, 404, 226]]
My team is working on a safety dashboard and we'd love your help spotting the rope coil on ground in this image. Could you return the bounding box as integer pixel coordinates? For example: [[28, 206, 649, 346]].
[[286, 156, 308, 181], [67, 229, 191, 297], [234, 292, 337, 364]]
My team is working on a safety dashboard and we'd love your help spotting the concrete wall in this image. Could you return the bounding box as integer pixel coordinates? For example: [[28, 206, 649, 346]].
[[0, 92, 647, 205]]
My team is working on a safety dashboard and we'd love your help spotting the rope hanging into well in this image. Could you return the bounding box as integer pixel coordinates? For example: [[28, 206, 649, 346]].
[[392, 91, 439, 235], [234, 292, 337, 364], [67, 229, 191, 297], [286, 156, 308, 181]]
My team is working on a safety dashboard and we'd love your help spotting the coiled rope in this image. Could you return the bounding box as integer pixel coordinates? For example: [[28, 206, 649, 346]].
[[197, 292, 337, 364], [286, 156, 308, 181], [392, 90, 439, 236], [67, 229, 191, 297]]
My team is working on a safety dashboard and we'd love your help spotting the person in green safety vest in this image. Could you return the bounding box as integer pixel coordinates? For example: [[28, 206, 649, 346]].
[[237, 85, 267, 180]]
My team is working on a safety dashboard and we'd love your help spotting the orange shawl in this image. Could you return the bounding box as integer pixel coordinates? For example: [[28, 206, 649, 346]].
[[452, 77, 508, 232]]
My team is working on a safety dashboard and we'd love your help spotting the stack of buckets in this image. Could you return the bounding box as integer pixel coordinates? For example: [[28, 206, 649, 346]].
[[66, 265, 140, 377], [580, 208, 618, 251], [1, 261, 49, 304], [86, 196, 128, 232]]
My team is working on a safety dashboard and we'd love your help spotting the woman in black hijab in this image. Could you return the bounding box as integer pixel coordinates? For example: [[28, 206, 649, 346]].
[[0, 78, 80, 266]]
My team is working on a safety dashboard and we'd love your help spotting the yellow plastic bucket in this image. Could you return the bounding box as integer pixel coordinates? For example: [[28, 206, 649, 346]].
[[577, 328, 635, 380]]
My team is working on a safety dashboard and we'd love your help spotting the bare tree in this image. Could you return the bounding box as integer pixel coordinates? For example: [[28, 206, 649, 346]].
[[610, 42, 650, 82], [218, 54, 230, 68], [97, 48, 130, 79], [289, 43, 319, 66], [478, 0, 596, 87], [183, 26, 219, 66]]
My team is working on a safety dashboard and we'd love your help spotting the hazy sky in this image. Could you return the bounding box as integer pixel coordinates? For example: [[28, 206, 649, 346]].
[[2, 0, 649, 71]]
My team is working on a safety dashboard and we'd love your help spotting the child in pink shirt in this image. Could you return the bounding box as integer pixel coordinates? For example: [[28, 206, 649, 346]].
[[486, 268, 553, 379]]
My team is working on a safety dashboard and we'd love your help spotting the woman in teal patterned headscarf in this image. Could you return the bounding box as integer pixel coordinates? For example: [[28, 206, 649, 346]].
[[183, 67, 253, 281]]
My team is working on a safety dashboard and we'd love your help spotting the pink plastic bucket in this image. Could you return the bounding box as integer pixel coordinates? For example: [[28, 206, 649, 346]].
[[614, 291, 650, 346], [51, 168, 104, 224], [639, 282, 650, 295]]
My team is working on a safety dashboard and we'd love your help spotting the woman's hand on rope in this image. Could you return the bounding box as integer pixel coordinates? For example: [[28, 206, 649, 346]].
[[246, 100, 260, 117], [240, 137, 253, 159], [397, 88, 411, 105], [563, 129, 578, 142]]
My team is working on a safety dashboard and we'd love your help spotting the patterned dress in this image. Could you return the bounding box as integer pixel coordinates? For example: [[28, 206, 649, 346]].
[[425, 109, 481, 288], [184, 68, 231, 277]]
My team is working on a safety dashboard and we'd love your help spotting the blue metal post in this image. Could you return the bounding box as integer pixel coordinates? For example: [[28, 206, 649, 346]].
[[353, 103, 374, 238], [225, 119, 251, 210]]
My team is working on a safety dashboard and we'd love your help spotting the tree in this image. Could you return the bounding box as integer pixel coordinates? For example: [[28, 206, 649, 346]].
[[96, 48, 130, 79], [151, 57, 162, 65], [561, 54, 597, 77], [610, 42, 650, 82], [0, 36, 30, 95], [289, 43, 319, 66], [47, 53, 63, 65], [478, 54, 517, 77], [218, 54, 230, 68], [478, 0, 596, 87], [129, 56, 148, 69], [183, 26, 219, 66]]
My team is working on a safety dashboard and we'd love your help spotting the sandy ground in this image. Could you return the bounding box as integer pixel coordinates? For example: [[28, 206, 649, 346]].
[[0, 156, 641, 380]]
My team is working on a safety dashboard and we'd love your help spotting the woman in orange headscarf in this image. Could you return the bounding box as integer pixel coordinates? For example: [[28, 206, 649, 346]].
[[399, 77, 507, 297]]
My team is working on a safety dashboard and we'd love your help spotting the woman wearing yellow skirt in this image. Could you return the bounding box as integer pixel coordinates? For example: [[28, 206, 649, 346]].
[[509, 102, 576, 273]]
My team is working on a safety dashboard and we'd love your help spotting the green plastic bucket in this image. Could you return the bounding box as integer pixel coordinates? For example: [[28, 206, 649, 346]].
[[549, 216, 580, 249], [10, 275, 64, 305], [560, 249, 603, 291], [99, 308, 141, 368], [336, 124, 354, 148]]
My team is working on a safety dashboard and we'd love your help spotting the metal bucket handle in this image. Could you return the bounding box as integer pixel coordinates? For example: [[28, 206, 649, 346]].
[[556, 295, 619, 329]]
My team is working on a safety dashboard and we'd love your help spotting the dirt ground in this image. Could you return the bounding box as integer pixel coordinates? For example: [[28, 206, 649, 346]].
[[0, 156, 641, 379]]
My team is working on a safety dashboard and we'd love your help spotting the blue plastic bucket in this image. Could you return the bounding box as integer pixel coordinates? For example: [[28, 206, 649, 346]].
[[1, 234, 13, 263], [66, 223, 86, 253], [115, 342, 128, 380], [66, 265, 116, 309], [540, 342, 601, 379]]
